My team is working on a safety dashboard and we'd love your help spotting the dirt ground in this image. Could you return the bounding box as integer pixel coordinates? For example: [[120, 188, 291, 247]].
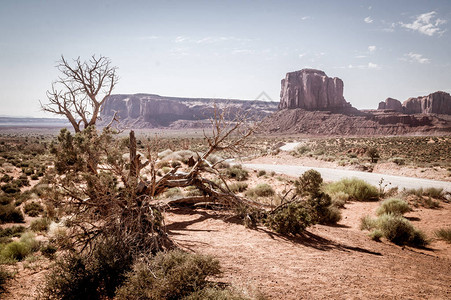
[[166, 201, 451, 300], [246, 152, 451, 182]]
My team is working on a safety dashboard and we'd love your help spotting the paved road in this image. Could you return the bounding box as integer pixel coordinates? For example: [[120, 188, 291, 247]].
[[243, 163, 451, 193]]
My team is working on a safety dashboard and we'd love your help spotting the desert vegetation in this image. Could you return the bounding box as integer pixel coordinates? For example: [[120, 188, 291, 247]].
[[0, 55, 449, 299]]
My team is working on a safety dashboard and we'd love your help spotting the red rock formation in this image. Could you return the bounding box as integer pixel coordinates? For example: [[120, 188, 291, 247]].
[[403, 91, 451, 115], [378, 98, 403, 112], [279, 69, 351, 110]]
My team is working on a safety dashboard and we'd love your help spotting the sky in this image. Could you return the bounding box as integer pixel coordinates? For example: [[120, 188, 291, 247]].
[[1, 0, 450, 117]]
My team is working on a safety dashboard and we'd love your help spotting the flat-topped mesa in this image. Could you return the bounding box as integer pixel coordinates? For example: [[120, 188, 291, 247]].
[[378, 98, 403, 112], [403, 91, 451, 115], [279, 69, 351, 110], [377, 91, 451, 115]]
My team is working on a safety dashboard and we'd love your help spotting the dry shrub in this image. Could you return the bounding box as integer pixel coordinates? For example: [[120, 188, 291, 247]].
[[435, 228, 451, 243], [325, 178, 379, 201], [361, 213, 428, 247], [116, 250, 221, 300], [376, 198, 410, 216], [224, 165, 249, 181], [245, 184, 275, 198]]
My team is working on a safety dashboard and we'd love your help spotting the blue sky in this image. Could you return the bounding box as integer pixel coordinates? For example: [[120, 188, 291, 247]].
[[1, 0, 450, 117]]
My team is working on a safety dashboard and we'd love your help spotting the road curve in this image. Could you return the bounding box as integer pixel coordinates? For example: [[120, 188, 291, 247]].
[[243, 163, 451, 193]]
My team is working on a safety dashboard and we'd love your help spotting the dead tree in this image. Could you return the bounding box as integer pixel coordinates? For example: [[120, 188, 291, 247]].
[[47, 106, 264, 254], [41, 55, 118, 132]]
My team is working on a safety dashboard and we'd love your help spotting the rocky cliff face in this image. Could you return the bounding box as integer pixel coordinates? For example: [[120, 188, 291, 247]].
[[100, 94, 278, 128], [279, 69, 351, 110], [403, 91, 451, 115], [378, 98, 403, 112], [377, 91, 451, 115]]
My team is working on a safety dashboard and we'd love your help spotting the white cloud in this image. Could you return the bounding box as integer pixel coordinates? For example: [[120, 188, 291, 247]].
[[174, 36, 189, 43], [364, 16, 373, 24], [400, 11, 447, 36], [403, 52, 431, 64], [298, 53, 307, 58], [301, 16, 311, 21], [368, 45, 376, 52], [231, 49, 255, 55], [368, 62, 379, 69], [348, 62, 380, 70], [355, 55, 367, 59]]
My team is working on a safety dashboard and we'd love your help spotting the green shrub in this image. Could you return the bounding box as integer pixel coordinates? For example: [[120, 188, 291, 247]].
[[376, 198, 410, 216], [0, 194, 12, 205], [377, 213, 428, 246], [0, 204, 25, 223], [295, 169, 323, 197], [41, 238, 134, 299], [322, 205, 342, 224], [116, 250, 221, 300], [330, 191, 348, 208], [423, 187, 444, 199], [257, 170, 266, 177], [360, 215, 377, 231], [30, 217, 50, 232], [23, 201, 44, 217], [435, 228, 451, 243], [40, 252, 99, 299], [0, 225, 26, 238], [0, 241, 30, 261], [325, 178, 379, 201], [0, 183, 21, 194], [225, 165, 249, 181], [265, 201, 313, 235], [369, 229, 383, 241], [245, 184, 275, 198], [228, 182, 248, 193]]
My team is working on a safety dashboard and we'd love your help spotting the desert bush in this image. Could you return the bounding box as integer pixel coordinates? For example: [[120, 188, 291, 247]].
[[330, 191, 348, 208], [391, 157, 405, 165], [24, 201, 44, 217], [325, 178, 379, 201], [0, 183, 21, 194], [0, 225, 26, 238], [294, 169, 323, 197], [257, 170, 266, 177], [435, 228, 451, 243], [30, 217, 50, 232], [294, 145, 310, 156], [245, 183, 275, 198], [360, 215, 377, 231], [322, 205, 342, 224], [184, 286, 250, 300], [265, 201, 313, 235], [0, 174, 12, 183], [423, 187, 445, 199], [41, 238, 134, 299], [0, 241, 30, 261], [228, 182, 248, 193], [369, 229, 383, 241], [366, 147, 380, 163], [0, 204, 25, 223], [225, 165, 249, 181], [116, 250, 221, 300], [0, 194, 12, 205], [376, 198, 410, 216], [40, 244, 57, 259], [377, 213, 428, 246], [0, 265, 10, 294]]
